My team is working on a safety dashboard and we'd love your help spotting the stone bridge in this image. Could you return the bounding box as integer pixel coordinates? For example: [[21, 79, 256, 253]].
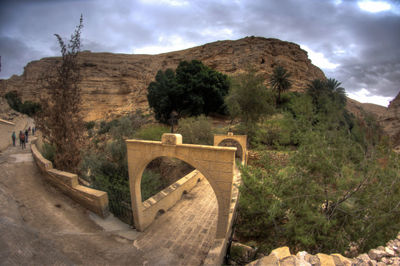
[[126, 133, 247, 265]]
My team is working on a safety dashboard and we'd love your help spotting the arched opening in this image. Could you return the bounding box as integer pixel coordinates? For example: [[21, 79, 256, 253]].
[[218, 139, 243, 161], [134, 155, 219, 264], [141, 156, 194, 201], [127, 134, 236, 244]]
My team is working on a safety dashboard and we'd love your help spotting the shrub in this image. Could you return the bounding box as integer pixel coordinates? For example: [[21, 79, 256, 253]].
[[4, 91, 41, 116], [141, 169, 166, 201], [134, 124, 169, 141], [177, 115, 213, 145], [85, 121, 96, 130], [42, 142, 56, 163]]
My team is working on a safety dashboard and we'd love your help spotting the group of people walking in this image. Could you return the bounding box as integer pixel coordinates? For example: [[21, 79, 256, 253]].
[[11, 126, 36, 149]]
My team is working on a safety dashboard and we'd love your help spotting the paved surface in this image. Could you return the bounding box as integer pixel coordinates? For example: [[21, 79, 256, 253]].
[[0, 135, 146, 265], [0, 121, 223, 265], [134, 178, 218, 266]]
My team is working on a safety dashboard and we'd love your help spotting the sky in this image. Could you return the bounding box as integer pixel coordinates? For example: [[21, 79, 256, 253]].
[[1, 0, 399, 107]]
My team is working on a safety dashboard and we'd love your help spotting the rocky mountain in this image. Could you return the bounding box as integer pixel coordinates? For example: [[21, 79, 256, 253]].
[[0, 36, 325, 121], [380, 92, 400, 150]]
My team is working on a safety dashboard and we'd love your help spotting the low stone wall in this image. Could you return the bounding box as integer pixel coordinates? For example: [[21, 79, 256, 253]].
[[246, 234, 400, 265], [204, 168, 241, 265], [31, 141, 109, 218], [140, 169, 204, 228]]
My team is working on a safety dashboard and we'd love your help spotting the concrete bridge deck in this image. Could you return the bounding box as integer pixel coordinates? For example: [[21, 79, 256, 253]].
[[134, 178, 218, 265]]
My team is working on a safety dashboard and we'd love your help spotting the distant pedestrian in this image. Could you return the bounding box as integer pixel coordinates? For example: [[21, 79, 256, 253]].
[[31, 127, 34, 135], [11, 131, 16, 146], [20, 131, 26, 149], [25, 129, 29, 143], [19, 131, 23, 147]]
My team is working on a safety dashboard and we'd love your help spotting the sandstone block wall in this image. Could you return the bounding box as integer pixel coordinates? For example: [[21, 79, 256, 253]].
[[31, 140, 109, 218], [141, 170, 204, 229], [126, 133, 237, 239]]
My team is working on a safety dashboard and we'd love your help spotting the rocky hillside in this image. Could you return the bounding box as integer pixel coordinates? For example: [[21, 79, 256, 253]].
[[380, 92, 400, 150], [0, 36, 325, 121]]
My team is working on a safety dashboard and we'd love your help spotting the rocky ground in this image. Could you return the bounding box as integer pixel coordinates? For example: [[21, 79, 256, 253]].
[[229, 233, 400, 265]]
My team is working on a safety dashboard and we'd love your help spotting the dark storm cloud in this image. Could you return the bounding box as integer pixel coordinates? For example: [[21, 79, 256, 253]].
[[0, 0, 399, 105]]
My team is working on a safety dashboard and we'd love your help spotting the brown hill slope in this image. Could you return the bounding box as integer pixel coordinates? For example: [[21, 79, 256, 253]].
[[0, 36, 325, 121]]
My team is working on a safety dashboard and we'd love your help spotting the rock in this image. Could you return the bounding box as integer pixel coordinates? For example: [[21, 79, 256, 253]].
[[246, 253, 279, 266], [368, 249, 386, 260], [0, 37, 326, 121], [381, 257, 393, 264], [331, 253, 354, 266], [316, 253, 335, 266], [230, 242, 257, 264], [304, 254, 320, 266], [280, 255, 307, 266], [385, 246, 396, 257], [356, 253, 372, 264], [270, 246, 291, 260], [296, 251, 309, 261]]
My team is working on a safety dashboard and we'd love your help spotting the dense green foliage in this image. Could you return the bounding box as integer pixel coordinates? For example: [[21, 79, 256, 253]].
[[225, 68, 274, 135], [147, 60, 230, 123], [4, 91, 41, 116], [269, 65, 292, 105], [80, 113, 180, 220], [235, 78, 400, 255], [177, 115, 214, 145]]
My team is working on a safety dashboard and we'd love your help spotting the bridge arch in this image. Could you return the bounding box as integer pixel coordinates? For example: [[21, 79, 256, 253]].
[[214, 132, 248, 164], [126, 133, 236, 238]]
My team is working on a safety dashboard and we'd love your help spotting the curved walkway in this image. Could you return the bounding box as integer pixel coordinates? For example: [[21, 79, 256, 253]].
[[0, 122, 223, 265], [0, 138, 146, 265]]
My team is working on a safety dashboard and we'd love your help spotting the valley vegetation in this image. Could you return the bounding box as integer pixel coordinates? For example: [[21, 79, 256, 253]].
[[146, 62, 399, 256], [30, 26, 399, 257]]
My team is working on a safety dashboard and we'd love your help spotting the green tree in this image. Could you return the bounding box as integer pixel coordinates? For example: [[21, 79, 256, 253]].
[[225, 67, 274, 134], [36, 16, 84, 173], [147, 60, 229, 123], [269, 65, 292, 105], [326, 78, 346, 108], [147, 69, 179, 123]]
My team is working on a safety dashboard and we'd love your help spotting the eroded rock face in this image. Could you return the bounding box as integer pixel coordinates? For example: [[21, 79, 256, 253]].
[[380, 92, 400, 148], [0, 36, 325, 121]]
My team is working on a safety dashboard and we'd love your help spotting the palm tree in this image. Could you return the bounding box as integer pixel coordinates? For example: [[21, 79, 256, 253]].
[[270, 66, 292, 105], [326, 78, 346, 107]]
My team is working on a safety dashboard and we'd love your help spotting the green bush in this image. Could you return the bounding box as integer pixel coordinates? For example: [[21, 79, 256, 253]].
[[237, 130, 400, 255], [177, 115, 213, 145], [141, 169, 167, 201], [85, 121, 96, 130], [42, 142, 56, 163], [134, 124, 169, 141], [4, 91, 41, 116]]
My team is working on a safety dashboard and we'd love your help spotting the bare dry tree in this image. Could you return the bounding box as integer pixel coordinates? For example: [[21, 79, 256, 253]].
[[36, 15, 84, 173]]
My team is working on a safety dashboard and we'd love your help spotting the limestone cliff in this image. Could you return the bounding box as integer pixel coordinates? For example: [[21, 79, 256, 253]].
[[380, 92, 400, 149], [0, 36, 325, 121]]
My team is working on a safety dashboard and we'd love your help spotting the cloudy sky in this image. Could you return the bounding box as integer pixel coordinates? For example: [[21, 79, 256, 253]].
[[1, 0, 399, 106]]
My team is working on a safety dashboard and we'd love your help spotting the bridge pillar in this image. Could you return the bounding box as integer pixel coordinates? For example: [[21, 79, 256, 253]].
[[126, 133, 237, 239]]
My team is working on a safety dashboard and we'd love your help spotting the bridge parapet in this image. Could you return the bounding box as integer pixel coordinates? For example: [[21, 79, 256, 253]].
[[126, 133, 237, 238]]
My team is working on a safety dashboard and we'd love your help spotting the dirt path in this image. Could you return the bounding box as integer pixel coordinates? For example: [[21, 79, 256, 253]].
[[0, 139, 146, 265]]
